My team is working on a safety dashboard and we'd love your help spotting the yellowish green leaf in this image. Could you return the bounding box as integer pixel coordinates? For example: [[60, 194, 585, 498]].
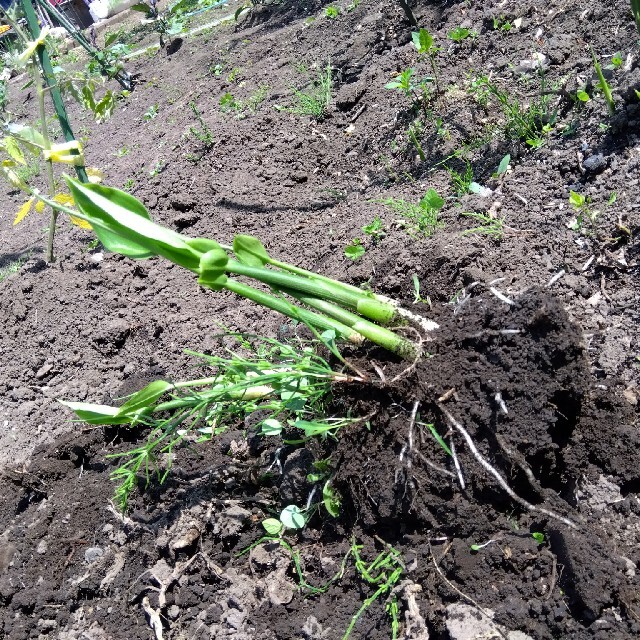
[[4, 137, 26, 165], [13, 197, 35, 225]]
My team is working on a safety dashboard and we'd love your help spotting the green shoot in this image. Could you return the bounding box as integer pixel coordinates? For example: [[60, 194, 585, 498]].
[[345, 238, 365, 260], [412, 27, 440, 94], [446, 161, 474, 195], [407, 120, 426, 161], [342, 540, 405, 639], [448, 26, 474, 42], [591, 48, 615, 115], [188, 101, 214, 149], [610, 51, 623, 69], [532, 532, 545, 544], [576, 88, 590, 102], [362, 216, 385, 242], [385, 68, 433, 113], [290, 61, 332, 119], [325, 5, 339, 18], [411, 274, 431, 307], [569, 190, 596, 230], [345, 218, 385, 259], [494, 153, 510, 178], [469, 74, 553, 147], [378, 188, 445, 237], [143, 103, 159, 121]]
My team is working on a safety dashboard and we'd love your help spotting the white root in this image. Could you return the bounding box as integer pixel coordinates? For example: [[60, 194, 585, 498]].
[[547, 269, 566, 287], [488, 287, 515, 305], [439, 405, 577, 529], [450, 437, 465, 490]]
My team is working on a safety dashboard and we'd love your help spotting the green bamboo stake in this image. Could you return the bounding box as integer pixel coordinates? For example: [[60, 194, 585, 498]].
[[20, 0, 88, 262], [21, 0, 88, 182]]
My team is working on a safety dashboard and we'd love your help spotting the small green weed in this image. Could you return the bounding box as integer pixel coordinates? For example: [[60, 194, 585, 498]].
[[123, 178, 136, 191], [325, 5, 339, 18], [344, 217, 386, 260], [569, 190, 595, 230], [412, 27, 441, 94], [378, 188, 445, 237], [446, 161, 474, 195], [15, 158, 41, 183], [411, 274, 432, 306], [493, 15, 512, 32], [0, 254, 28, 283], [188, 101, 214, 149], [342, 539, 405, 640], [290, 61, 332, 119], [461, 212, 505, 239], [143, 103, 159, 121], [385, 68, 434, 114], [448, 26, 474, 42], [469, 74, 553, 147], [344, 238, 365, 260]]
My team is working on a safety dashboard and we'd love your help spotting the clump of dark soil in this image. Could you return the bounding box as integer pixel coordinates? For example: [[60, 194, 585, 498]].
[[0, 0, 639, 638]]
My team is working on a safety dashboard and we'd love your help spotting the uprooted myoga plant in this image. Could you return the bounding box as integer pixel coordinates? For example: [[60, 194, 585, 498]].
[[43, 178, 577, 531]]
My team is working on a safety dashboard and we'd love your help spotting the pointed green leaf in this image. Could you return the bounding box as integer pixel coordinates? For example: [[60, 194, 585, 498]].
[[412, 28, 433, 54], [233, 234, 271, 267], [65, 177, 201, 269], [496, 154, 510, 176], [59, 400, 129, 425], [119, 380, 172, 415]]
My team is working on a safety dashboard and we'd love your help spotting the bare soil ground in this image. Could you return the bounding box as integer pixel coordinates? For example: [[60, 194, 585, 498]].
[[0, 1, 639, 638]]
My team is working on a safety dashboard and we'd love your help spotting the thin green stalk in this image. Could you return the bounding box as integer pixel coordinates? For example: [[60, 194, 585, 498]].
[[591, 47, 615, 115], [34, 67, 58, 262], [632, 0, 640, 35]]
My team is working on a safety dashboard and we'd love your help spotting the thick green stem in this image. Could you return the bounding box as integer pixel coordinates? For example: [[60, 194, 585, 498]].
[[281, 289, 416, 359], [222, 279, 365, 345], [227, 259, 398, 325]]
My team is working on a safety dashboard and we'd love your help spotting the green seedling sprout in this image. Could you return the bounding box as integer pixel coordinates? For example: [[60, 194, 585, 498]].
[[591, 47, 615, 115], [448, 26, 473, 42], [344, 238, 365, 260], [412, 27, 441, 95], [378, 188, 445, 238], [325, 5, 339, 18], [461, 212, 505, 240], [532, 532, 545, 544]]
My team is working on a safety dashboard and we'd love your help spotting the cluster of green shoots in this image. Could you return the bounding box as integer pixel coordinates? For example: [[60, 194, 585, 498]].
[[238, 534, 404, 640], [377, 188, 445, 237], [62, 333, 359, 510]]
